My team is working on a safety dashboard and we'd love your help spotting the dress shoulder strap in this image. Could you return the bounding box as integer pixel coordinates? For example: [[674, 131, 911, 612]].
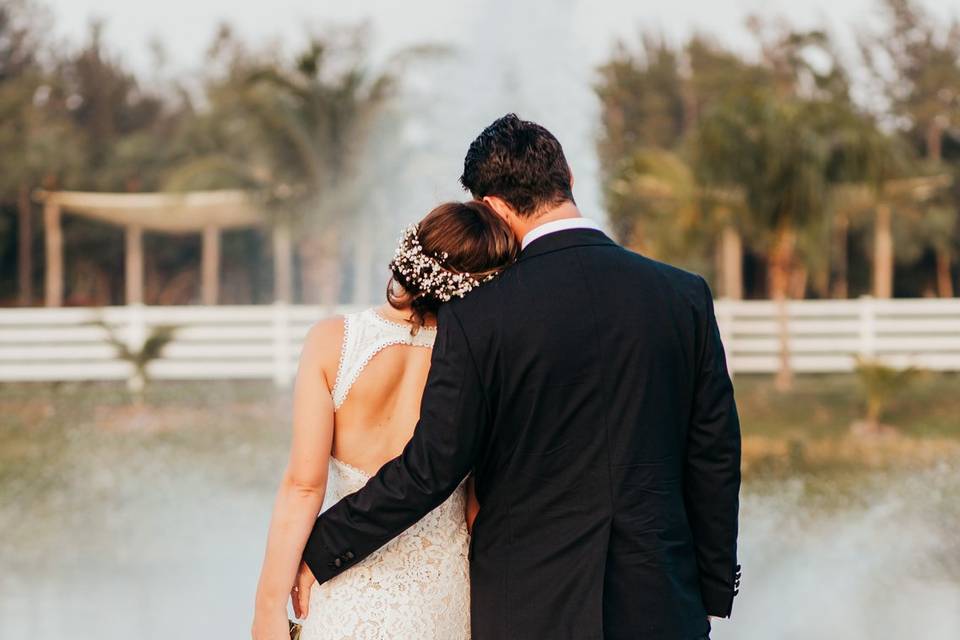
[[330, 308, 436, 410]]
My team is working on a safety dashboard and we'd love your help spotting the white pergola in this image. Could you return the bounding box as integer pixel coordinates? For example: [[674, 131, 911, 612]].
[[34, 190, 292, 306]]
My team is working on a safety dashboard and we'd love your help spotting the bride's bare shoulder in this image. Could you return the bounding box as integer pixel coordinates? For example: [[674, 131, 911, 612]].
[[304, 315, 346, 348], [301, 316, 347, 385]]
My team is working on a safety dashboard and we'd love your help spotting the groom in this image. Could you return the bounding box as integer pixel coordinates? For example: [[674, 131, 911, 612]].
[[300, 114, 741, 639]]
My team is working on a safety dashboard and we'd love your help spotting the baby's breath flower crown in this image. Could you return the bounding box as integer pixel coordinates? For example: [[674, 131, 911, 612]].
[[389, 223, 498, 302]]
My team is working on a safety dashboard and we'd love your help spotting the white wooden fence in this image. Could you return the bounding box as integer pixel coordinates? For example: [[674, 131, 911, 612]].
[[715, 297, 960, 373], [1, 298, 959, 386], [0, 303, 361, 387]]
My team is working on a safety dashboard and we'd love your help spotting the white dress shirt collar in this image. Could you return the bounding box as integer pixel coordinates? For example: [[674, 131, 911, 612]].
[[521, 217, 603, 250]]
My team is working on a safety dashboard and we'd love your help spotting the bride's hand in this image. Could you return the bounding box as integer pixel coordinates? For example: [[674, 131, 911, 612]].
[[291, 561, 316, 619], [251, 606, 290, 640]]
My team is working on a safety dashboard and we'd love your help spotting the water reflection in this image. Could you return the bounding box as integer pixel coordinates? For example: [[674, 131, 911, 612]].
[[1, 382, 957, 639], [714, 469, 960, 639]]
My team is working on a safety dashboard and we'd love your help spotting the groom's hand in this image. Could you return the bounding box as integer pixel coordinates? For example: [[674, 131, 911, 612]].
[[291, 561, 316, 619]]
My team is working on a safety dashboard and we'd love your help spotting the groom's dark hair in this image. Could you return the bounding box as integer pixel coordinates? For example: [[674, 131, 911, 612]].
[[460, 114, 574, 217]]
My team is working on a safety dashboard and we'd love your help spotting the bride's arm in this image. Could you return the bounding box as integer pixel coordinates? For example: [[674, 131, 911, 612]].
[[253, 319, 341, 636]]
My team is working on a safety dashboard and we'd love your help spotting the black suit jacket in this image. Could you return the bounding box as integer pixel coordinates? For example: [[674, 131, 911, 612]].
[[303, 228, 741, 640]]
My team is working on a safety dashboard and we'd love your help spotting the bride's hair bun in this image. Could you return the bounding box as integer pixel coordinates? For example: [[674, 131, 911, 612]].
[[387, 201, 518, 329]]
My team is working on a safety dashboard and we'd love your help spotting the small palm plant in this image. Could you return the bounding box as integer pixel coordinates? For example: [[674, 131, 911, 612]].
[[852, 356, 920, 436], [93, 319, 178, 402]]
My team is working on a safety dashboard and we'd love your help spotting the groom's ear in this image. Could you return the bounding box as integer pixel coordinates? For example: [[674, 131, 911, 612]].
[[481, 196, 515, 224]]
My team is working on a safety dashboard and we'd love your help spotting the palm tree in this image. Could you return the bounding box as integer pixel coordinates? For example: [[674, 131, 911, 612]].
[[861, 0, 960, 297], [690, 24, 893, 388], [59, 22, 171, 192], [168, 29, 421, 305], [602, 146, 748, 296], [93, 319, 177, 402], [595, 35, 687, 176], [881, 174, 956, 296], [0, 2, 43, 306], [852, 356, 920, 436], [595, 35, 754, 293], [0, 1, 85, 306], [823, 106, 914, 298], [685, 37, 772, 299], [247, 39, 396, 305], [693, 87, 839, 389]]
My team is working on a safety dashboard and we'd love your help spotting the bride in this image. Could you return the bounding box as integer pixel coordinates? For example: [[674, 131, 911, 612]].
[[252, 201, 518, 640]]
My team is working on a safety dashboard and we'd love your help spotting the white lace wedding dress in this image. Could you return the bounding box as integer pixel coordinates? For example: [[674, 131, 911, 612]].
[[300, 308, 471, 640]]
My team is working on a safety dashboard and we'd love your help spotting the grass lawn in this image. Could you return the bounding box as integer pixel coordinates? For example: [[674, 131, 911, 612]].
[[733, 372, 960, 439], [732, 372, 960, 476], [1, 373, 957, 488]]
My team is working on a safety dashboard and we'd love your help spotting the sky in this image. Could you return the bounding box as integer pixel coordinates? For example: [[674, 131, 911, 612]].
[[34, 0, 960, 230], [40, 0, 957, 73]]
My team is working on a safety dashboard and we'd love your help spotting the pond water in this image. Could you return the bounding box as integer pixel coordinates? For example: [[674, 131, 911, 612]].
[[1, 383, 958, 639]]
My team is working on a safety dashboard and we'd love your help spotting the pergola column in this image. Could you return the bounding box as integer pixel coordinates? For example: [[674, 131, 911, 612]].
[[202, 224, 220, 305], [44, 199, 62, 307], [273, 223, 293, 303], [719, 225, 743, 300], [18, 185, 33, 306], [125, 224, 144, 304], [873, 204, 893, 299]]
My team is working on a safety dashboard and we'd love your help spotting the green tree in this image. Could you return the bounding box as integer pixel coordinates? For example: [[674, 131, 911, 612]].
[[596, 35, 686, 179], [691, 26, 864, 388], [45, 22, 186, 305], [595, 35, 743, 285], [0, 1, 83, 305], [862, 0, 960, 296], [59, 22, 173, 191], [169, 27, 407, 304]]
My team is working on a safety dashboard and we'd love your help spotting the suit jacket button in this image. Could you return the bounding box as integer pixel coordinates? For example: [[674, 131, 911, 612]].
[[345, 551, 355, 560], [334, 557, 342, 568]]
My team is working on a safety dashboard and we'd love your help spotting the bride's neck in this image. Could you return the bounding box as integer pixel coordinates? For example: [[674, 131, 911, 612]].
[[377, 303, 437, 328]]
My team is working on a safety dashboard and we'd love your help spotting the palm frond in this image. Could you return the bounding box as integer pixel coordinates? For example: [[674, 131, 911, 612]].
[[134, 325, 177, 369]]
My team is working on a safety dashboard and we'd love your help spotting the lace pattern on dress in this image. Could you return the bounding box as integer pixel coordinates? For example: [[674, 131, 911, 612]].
[[302, 308, 469, 640]]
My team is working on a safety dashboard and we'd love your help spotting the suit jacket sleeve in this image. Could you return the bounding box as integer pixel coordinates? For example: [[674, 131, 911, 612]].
[[684, 276, 742, 617], [302, 303, 489, 584]]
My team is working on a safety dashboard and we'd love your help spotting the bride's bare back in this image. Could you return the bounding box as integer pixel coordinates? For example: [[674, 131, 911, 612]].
[[327, 307, 435, 476]]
